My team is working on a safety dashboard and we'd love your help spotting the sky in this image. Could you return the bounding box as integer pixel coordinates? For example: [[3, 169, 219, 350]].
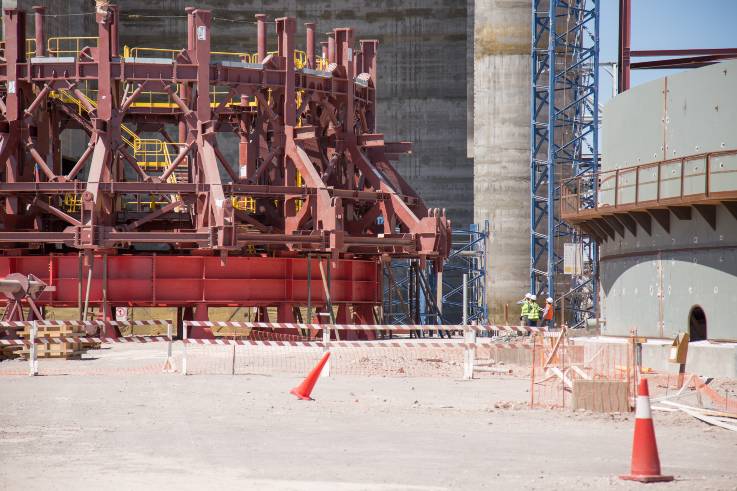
[[598, 0, 737, 104]]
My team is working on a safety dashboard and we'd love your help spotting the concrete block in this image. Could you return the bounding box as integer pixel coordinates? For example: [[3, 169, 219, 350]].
[[571, 337, 737, 378], [572, 380, 629, 413], [489, 346, 532, 366]]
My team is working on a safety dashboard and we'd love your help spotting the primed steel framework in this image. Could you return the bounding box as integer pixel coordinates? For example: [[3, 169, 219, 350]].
[[0, 5, 450, 328], [617, 0, 737, 93]]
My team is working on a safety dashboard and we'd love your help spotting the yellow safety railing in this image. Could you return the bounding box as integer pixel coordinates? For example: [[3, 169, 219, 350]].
[[125, 46, 178, 59], [124, 45, 310, 68], [295, 171, 304, 212], [134, 139, 180, 171], [125, 46, 255, 64], [212, 50, 256, 63], [127, 198, 170, 210], [230, 196, 256, 213], [47, 36, 98, 56], [0, 38, 36, 58], [316, 56, 329, 71], [62, 193, 82, 213]]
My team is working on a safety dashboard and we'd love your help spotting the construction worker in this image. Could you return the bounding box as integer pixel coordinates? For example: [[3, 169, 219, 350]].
[[527, 294, 541, 327], [519, 293, 532, 325], [542, 297, 554, 329]]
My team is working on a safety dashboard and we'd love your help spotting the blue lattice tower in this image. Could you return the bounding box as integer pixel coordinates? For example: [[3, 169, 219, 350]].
[[530, 0, 599, 326]]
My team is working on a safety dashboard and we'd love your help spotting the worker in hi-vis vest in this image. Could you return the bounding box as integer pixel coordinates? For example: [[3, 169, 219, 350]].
[[527, 294, 541, 327], [519, 293, 532, 324], [542, 297, 554, 329]]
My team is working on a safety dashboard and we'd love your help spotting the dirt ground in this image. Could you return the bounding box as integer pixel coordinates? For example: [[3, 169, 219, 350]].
[[1, 344, 736, 490]]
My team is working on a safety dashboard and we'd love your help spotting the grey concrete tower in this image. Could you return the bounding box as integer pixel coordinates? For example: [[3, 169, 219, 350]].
[[473, 0, 531, 321]]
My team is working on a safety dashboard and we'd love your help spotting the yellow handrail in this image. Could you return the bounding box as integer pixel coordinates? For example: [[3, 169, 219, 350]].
[[47, 36, 98, 56], [0, 38, 37, 58], [230, 196, 256, 213], [128, 46, 179, 59], [316, 56, 329, 71]]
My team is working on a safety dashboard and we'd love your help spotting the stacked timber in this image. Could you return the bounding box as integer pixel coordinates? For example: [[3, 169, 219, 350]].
[[17, 323, 97, 359]]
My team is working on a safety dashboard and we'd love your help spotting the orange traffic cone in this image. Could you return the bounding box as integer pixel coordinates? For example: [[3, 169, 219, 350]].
[[620, 378, 673, 482], [290, 352, 330, 400]]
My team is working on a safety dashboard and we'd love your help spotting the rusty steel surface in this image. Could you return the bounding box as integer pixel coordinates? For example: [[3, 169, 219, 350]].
[[0, 255, 380, 307], [0, 5, 451, 324], [617, 0, 737, 92], [0, 5, 450, 262]]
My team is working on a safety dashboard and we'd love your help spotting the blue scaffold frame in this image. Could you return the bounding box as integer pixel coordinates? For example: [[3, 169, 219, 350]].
[[382, 221, 489, 327], [530, 0, 599, 326]]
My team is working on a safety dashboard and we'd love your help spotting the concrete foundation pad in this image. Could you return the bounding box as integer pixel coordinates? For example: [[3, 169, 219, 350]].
[[570, 337, 737, 379]]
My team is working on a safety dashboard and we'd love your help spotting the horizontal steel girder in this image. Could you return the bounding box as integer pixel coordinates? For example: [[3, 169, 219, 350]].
[[0, 255, 380, 307]]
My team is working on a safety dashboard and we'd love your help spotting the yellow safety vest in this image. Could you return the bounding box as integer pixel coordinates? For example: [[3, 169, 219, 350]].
[[520, 300, 530, 318], [528, 302, 541, 321]]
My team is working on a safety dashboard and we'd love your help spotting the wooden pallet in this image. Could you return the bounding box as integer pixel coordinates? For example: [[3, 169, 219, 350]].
[[16, 324, 94, 359]]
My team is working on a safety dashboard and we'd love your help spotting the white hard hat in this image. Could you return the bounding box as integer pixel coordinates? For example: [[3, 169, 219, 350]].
[[546, 297, 553, 303], [524, 293, 532, 299], [530, 294, 537, 301]]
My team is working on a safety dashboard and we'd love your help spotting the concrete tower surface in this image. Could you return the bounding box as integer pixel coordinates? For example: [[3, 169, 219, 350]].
[[473, 0, 531, 322]]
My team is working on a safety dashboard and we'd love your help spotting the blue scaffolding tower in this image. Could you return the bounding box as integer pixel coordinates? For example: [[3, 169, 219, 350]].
[[530, 0, 599, 326], [382, 221, 489, 326], [441, 221, 489, 325]]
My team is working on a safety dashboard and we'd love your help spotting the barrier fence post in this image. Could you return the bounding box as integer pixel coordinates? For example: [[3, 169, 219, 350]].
[[463, 326, 476, 380], [182, 321, 188, 376], [163, 321, 176, 373], [231, 337, 236, 376], [322, 325, 331, 377], [530, 332, 537, 408], [29, 320, 38, 376]]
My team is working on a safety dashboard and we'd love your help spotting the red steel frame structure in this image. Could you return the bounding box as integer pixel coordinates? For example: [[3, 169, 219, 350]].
[[0, 5, 451, 335], [617, 0, 737, 92]]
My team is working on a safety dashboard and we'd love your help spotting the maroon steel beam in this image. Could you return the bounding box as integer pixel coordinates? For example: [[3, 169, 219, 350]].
[[256, 14, 267, 62], [617, 0, 736, 92], [327, 32, 336, 64], [630, 48, 737, 57], [305, 22, 316, 69], [631, 54, 737, 70], [109, 4, 120, 58], [32, 5, 45, 57], [617, 0, 631, 93]]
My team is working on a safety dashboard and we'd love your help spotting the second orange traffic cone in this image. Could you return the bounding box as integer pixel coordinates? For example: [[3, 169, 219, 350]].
[[620, 378, 673, 483], [290, 352, 330, 400]]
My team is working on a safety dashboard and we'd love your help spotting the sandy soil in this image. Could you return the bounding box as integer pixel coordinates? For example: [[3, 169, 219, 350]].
[[1, 351, 736, 490]]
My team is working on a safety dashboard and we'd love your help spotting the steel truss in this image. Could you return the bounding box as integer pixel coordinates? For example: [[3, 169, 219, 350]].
[[530, 0, 599, 326], [383, 222, 488, 328], [0, 6, 451, 333]]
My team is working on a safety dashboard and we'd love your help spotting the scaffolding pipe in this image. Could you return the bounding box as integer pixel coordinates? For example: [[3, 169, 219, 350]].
[[462, 273, 468, 325]]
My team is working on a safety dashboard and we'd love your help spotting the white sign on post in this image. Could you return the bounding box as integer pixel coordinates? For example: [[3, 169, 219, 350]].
[[115, 307, 128, 321], [563, 243, 583, 275]]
